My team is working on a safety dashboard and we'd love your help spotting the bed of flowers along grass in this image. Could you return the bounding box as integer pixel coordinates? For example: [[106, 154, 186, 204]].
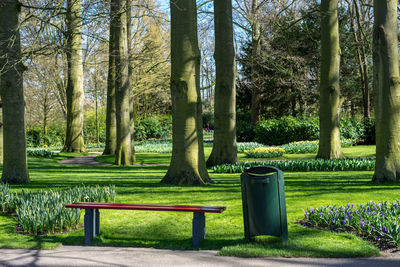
[[280, 139, 356, 154], [304, 201, 400, 247], [244, 147, 285, 158], [0, 184, 116, 235], [26, 148, 56, 158], [211, 158, 375, 173]]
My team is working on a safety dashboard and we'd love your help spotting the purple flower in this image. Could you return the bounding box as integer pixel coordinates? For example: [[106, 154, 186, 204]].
[[382, 226, 387, 232], [351, 204, 354, 208], [360, 220, 365, 227], [376, 236, 380, 241], [371, 225, 375, 231], [394, 203, 399, 208], [319, 212, 323, 216], [335, 210, 339, 213], [342, 219, 346, 224], [305, 211, 309, 217]]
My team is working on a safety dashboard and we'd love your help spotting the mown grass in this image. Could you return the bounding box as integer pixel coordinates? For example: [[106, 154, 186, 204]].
[[0, 145, 395, 257]]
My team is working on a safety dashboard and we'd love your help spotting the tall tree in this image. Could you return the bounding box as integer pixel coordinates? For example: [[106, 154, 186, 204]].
[[104, 0, 118, 155], [316, 0, 343, 159], [249, 0, 262, 126], [0, 0, 29, 183], [162, 0, 211, 185], [114, 0, 132, 165], [127, 0, 135, 163], [373, 0, 400, 182], [63, 0, 85, 152], [206, 0, 237, 167]]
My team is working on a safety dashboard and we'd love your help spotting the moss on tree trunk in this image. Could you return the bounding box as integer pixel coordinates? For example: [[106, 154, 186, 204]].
[[63, 0, 85, 153], [316, 0, 343, 159], [372, 0, 400, 182], [0, 0, 29, 183], [162, 0, 211, 185], [206, 0, 237, 167]]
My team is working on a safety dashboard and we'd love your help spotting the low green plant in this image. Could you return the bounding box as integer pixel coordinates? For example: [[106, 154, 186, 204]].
[[304, 201, 400, 246], [237, 142, 264, 153], [27, 149, 56, 158], [212, 158, 375, 173], [0, 184, 116, 235], [245, 147, 285, 158], [281, 139, 356, 154]]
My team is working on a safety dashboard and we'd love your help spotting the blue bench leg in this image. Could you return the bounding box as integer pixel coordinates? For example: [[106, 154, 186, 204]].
[[95, 209, 100, 235], [84, 209, 96, 245], [192, 212, 206, 248]]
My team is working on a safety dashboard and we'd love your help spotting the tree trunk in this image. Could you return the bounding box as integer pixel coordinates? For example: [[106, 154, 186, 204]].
[[127, 0, 135, 163], [103, 0, 118, 155], [114, 0, 131, 165], [250, 0, 262, 126], [0, 101, 3, 165], [206, 0, 237, 167], [316, 0, 343, 159], [162, 0, 211, 185], [0, 0, 29, 183], [372, 0, 400, 182], [63, 0, 85, 153]]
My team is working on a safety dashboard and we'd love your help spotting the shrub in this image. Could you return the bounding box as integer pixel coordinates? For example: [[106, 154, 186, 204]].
[[255, 116, 319, 145], [211, 158, 375, 173], [245, 147, 285, 158], [26, 125, 65, 148], [134, 116, 171, 141], [236, 111, 255, 142], [304, 201, 400, 246], [0, 184, 116, 235], [202, 111, 214, 129], [360, 118, 375, 145], [339, 118, 364, 140]]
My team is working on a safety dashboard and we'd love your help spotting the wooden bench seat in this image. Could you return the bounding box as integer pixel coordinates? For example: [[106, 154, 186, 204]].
[[65, 202, 226, 248]]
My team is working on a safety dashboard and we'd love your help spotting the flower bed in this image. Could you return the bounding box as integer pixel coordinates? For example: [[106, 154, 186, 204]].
[[281, 139, 356, 154], [211, 158, 375, 173], [244, 147, 285, 158], [303, 201, 400, 246], [0, 184, 116, 235]]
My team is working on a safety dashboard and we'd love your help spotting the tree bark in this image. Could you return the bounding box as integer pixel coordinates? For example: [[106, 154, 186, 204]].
[[206, 0, 237, 167], [0, 0, 29, 183], [127, 0, 136, 163], [104, 0, 117, 155], [372, 0, 400, 182], [250, 0, 262, 126], [162, 0, 211, 185], [316, 0, 344, 159], [114, 0, 132, 165], [63, 0, 85, 153]]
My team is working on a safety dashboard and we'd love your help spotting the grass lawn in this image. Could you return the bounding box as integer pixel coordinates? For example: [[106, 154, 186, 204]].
[[0, 145, 396, 257]]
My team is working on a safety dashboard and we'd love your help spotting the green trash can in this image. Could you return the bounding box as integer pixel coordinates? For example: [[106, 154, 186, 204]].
[[241, 166, 288, 243]]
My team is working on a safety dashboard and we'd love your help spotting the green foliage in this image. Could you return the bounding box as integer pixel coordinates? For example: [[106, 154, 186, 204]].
[[255, 116, 319, 145], [236, 111, 255, 142], [0, 184, 116, 235], [26, 149, 56, 158], [304, 201, 400, 246], [245, 147, 285, 158], [83, 107, 106, 144], [212, 158, 375, 173], [134, 116, 172, 141], [26, 125, 65, 148], [202, 111, 214, 129]]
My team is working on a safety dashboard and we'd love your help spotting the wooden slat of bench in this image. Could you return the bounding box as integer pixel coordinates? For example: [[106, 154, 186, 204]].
[[65, 202, 226, 213]]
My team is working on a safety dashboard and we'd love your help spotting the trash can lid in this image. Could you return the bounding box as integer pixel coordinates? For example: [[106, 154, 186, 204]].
[[243, 166, 280, 176]]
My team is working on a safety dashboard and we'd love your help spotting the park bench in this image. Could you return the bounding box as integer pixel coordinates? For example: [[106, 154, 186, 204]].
[[65, 202, 226, 248]]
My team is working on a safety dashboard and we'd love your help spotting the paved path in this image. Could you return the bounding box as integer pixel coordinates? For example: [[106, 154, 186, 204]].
[[1, 246, 400, 267], [58, 155, 112, 166]]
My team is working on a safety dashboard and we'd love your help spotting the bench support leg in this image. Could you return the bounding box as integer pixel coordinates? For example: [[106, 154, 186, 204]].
[[84, 209, 97, 245], [95, 209, 100, 235], [192, 212, 206, 248]]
